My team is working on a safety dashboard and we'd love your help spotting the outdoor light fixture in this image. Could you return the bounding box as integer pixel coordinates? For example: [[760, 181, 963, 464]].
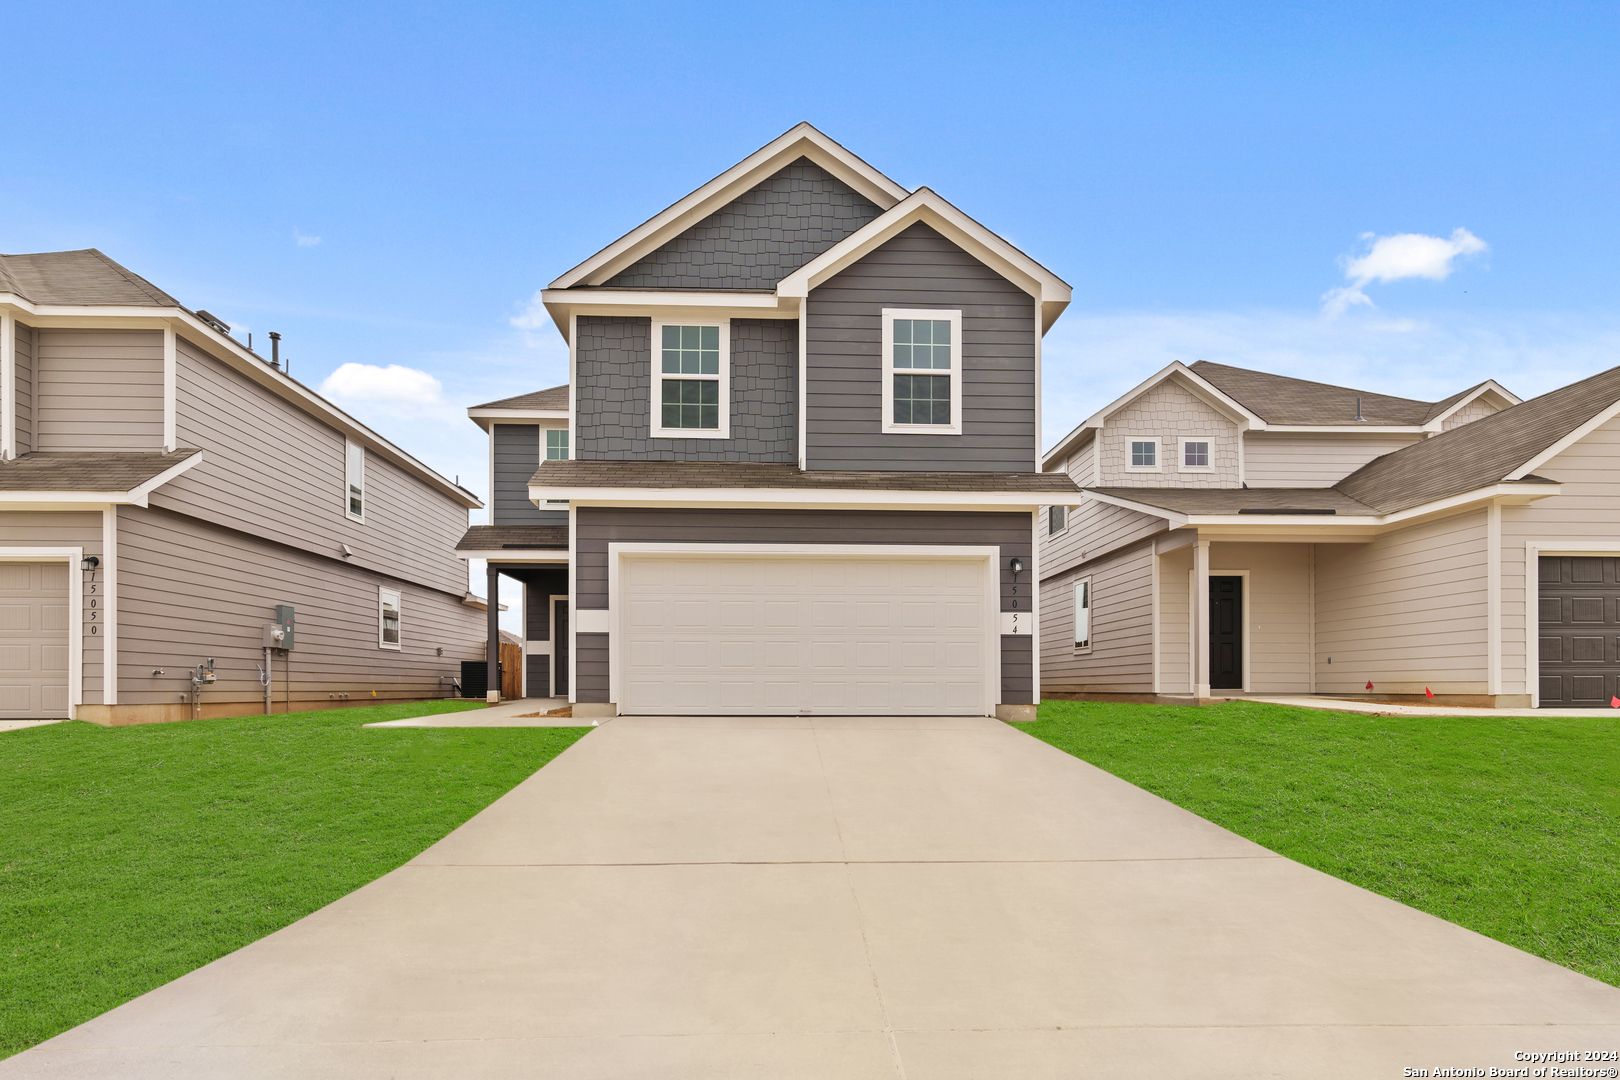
[[1009, 557, 1024, 575], [80, 556, 99, 571]]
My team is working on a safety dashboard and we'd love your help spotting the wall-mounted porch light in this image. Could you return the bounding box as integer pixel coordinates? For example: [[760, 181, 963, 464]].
[[80, 556, 99, 571]]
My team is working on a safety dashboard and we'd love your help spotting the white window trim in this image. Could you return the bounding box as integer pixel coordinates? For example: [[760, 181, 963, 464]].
[[378, 586, 402, 650], [1074, 575, 1092, 651], [345, 439, 366, 523], [545, 427, 570, 461], [650, 318, 730, 440], [1126, 437, 1162, 473], [1179, 438, 1214, 473], [881, 308, 964, 436]]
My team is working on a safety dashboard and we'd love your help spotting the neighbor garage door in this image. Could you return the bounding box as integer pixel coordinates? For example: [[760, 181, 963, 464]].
[[1539, 555, 1620, 707], [0, 562, 71, 718], [620, 553, 993, 715]]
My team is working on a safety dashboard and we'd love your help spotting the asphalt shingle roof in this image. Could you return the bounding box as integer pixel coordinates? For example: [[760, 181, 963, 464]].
[[0, 250, 177, 307], [455, 525, 569, 551], [1089, 486, 1380, 516], [472, 385, 569, 411], [0, 450, 200, 492], [1189, 360, 1437, 426], [530, 460, 1083, 493]]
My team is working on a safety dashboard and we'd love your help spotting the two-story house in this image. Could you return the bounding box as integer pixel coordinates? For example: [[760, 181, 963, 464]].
[[475, 123, 1080, 719], [0, 248, 489, 722], [1039, 358, 1620, 709]]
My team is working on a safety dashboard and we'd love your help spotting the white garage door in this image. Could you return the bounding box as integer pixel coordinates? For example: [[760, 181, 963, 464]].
[[0, 562, 71, 718], [620, 553, 993, 715]]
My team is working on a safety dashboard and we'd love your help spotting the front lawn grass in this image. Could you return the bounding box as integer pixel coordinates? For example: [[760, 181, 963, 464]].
[[1025, 699, 1620, 986], [0, 701, 591, 1058]]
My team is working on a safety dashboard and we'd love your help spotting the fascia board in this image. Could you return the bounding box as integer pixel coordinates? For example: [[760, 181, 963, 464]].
[[0, 452, 205, 508], [1507, 398, 1620, 480], [530, 488, 1063, 512], [1079, 489, 1189, 528], [539, 291, 799, 341], [549, 124, 910, 291], [456, 550, 569, 562], [1177, 481, 1561, 532], [776, 191, 1071, 323], [1039, 424, 1098, 472], [466, 408, 570, 422], [125, 450, 205, 505], [1421, 380, 1524, 432], [1259, 425, 1424, 435]]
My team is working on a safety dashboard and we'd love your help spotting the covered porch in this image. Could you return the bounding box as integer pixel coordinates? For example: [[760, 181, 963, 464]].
[[455, 526, 569, 704]]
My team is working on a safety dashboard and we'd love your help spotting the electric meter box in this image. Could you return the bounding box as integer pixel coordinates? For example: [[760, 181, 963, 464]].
[[274, 605, 295, 651]]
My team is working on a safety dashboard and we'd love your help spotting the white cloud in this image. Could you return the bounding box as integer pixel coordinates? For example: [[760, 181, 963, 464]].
[[320, 363, 445, 410], [295, 230, 322, 247], [510, 291, 547, 331], [1322, 228, 1487, 317]]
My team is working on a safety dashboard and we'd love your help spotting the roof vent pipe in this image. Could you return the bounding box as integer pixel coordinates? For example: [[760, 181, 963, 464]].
[[1355, 397, 1365, 422], [269, 331, 281, 370]]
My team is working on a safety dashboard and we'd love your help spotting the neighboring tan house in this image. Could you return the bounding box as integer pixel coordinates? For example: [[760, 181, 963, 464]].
[[0, 249, 488, 723], [1038, 358, 1620, 709], [467, 122, 1080, 718]]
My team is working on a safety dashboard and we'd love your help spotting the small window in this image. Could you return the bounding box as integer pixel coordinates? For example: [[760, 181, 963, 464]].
[[345, 440, 365, 521], [379, 587, 401, 650], [882, 309, 963, 435], [651, 321, 729, 439], [1074, 578, 1091, 649], [1049, 505, 1067, 534], [545, 428, 569, 461], [1128, 439, 1159, 470], [1182, 439, 1211, 470]]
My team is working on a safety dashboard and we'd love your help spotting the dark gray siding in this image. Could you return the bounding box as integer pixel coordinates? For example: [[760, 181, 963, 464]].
[[576, 316, 796, 462], [492, 424, 566, 526], [525, 654, 550, 698], [13, 321, 33, 454], [573, 506, 1033, 705], [604, 159, 881, 290], [576, 632, 609, 703], [805, 222, 1036, 472], [35, 329, 164, 451]]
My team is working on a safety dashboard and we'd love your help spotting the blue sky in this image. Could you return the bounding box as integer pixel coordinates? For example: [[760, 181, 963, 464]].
[[6, 1, 1618, 615]]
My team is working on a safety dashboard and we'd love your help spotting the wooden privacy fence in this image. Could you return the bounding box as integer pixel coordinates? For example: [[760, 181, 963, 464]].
[[500, 640, 523, 700]]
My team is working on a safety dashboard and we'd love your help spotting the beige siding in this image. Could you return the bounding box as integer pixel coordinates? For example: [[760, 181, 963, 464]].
[[1098, 380, 1240, 487], [1040, 543, 1155, 694], [1243, 433, 1420, 488], [13, 321, 33, 454], [1065, 436, 1096, 487], [1210, 543, 1312, 693], [151, 336, 467, 596], [115, 505, 484, 708], [1500, 412, 1620, 698], [1315, 511, 1489, 695], [34, 329, 164, 451], [0, 510, 107, 704], [1158, 545, 1191, 693], [1042, 497, 1166, 581], [1442, 398, 1501, 431]]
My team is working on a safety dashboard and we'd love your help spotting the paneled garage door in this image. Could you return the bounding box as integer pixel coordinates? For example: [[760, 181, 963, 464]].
[[620, 553, 993, 715], [1539, 555, 1620, 707], [0, 562, 71, 718]]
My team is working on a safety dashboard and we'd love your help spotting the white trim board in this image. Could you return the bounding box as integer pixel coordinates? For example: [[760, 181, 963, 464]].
[[530, 487, 1067, 512]]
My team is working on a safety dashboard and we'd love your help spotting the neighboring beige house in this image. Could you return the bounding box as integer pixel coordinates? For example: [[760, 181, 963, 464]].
[[0, 249, 489, 723], [1038, 359, 1620, 709]]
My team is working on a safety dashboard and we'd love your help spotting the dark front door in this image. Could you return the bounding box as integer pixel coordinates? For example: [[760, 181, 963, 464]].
[[1538, 556, 1620, 707], [1209, 576, 1243, 690], [552, 598, 570, 697]]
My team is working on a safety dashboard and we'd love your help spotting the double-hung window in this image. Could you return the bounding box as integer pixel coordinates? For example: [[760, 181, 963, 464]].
[[651, 320, 729, 439], [345, 439, 365, 521], [545, 428, 569, 461], [1074, 578, 1092, 650], [378, 587, 401, 650], [1049, 505, 1067, 535], [882, 308, 963, 435]]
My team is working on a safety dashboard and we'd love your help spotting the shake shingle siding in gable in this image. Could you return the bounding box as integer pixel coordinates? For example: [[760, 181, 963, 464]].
[[603, 159, 883, 290], [574, 316, 797, 462], [805, 222, 1036, 472], [492, 425, 565, 526]]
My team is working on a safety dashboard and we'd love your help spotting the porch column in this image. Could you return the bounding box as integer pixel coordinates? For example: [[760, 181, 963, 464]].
[[1193, 539, 1211, 701], [486, 562, 501, 704]]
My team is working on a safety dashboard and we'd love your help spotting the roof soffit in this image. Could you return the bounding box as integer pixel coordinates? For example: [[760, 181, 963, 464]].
[[549, 124, 910, 291]]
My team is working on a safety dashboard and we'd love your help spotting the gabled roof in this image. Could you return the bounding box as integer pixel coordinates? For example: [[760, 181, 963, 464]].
[[472, 385, 569, 411], [1188, 361, 1433, 426], [549, 123, 910, 291], [455, 525, 569, 552], [1041, 361, 1265, 468], [0, 249, 176, 307], [1336, 364, 1620, 514]]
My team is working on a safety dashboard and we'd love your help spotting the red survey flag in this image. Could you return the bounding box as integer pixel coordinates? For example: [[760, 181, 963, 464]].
[[1611, 696, 1619, 709], [1425, 687, 1434, 699], [1365, 680, 1374, 691]]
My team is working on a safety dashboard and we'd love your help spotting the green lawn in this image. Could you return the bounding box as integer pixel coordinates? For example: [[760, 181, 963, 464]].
[[1025, 699, 1620, 986], [0, 702, 591, 1058]]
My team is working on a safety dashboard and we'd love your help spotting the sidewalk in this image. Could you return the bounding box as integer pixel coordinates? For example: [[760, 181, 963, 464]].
[[363, 697, 590, 728]]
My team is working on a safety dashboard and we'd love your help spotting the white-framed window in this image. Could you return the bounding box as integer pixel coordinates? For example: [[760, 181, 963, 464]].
[[651, 319, 730, 439], [1049, 505, 1067, 535], [345, 439, 366, 521], [546, 428, 569, 461], [378, 586, 401, 650], [1126, 437, 1161, 472], [882, 308, 963, 435], [1074, 577, 1092, 650], [1181, 438, 1212, 471]]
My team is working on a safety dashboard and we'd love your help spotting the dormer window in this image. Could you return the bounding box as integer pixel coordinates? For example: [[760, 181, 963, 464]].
[[546, 428, 569, 461], [651, 320, 729, 439], [882, 309, 963, 435]]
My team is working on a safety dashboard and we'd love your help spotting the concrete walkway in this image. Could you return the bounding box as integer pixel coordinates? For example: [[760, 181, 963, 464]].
[[363, 697, 588, 727], [1244, 694, 1620, 718], [5, 715, 1618, 1078]]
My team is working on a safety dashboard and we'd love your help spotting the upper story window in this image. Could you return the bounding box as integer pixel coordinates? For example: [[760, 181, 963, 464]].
[[1127, 438, 1160, 472], [546, 428, 569, 461], [651, 320, 729, 439], [882, 308, 963, 436], [1049, 505, 1067, 535], [345, 439, 366, 521], [378, 586, 401, 650], [1181, 439, 1212, 471]]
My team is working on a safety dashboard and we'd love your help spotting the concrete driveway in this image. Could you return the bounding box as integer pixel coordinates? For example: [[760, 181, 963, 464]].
[[5, 715, 1618, 1078]]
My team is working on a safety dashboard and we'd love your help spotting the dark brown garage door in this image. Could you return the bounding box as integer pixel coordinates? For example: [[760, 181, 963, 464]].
[[1539, 556, 1620, 707]]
